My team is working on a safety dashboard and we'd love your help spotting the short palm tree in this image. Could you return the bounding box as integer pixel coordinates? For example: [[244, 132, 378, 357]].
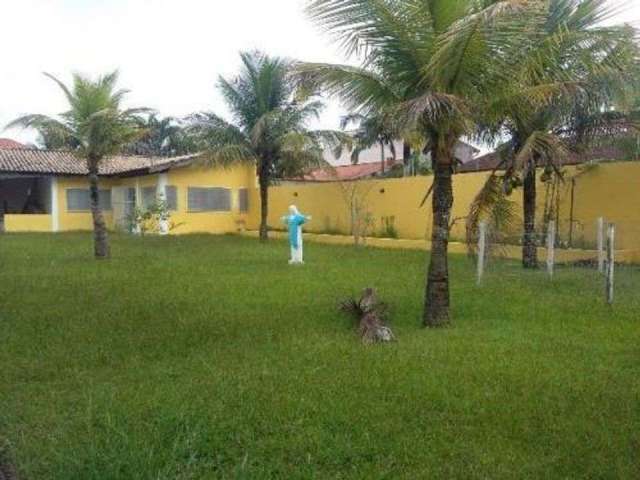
[[481, 0, 639, 268], [7, 71, 148, 258], [299, 0, 527, 326], [126, 114, 196, 157], [341, 112, 397, 172], [187, 51, 346, 241]]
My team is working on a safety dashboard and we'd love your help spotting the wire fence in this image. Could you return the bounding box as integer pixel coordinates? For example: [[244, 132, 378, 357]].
[[471, 216, 639, 305]]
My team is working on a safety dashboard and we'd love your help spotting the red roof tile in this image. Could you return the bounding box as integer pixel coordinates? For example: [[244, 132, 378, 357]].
[[0, 148, 200, 176], [0, 138, 26, 149], [457, 145, 635, 173], [302, 159, 399, 182]]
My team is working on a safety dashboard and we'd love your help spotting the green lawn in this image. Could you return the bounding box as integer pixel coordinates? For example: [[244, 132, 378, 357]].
[[1, 233, 639, 479]]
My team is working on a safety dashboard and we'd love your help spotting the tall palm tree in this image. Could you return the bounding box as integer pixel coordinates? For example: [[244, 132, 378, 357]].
[[187, 51, 346, 241], [482, 0, 639, 268], [299, 0, 527, 326], [7, 71, 148, 258]]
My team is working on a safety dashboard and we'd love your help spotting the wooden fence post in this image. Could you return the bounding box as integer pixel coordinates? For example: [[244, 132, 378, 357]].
[[597, 217, 605, 273], [477, 221, 487, 286], [547, 220, 556, 279], [606, 223, 615, 305]]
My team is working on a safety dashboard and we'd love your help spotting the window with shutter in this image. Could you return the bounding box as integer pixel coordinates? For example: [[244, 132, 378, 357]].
[[66, 189, 112, 211], [238, 188, 249, 213], [187, 187, 231, 212], [98, 190, 112, 211], [164, 186, 178, 211], [66, 189, 90, 211], [141, 186, 157, 210]]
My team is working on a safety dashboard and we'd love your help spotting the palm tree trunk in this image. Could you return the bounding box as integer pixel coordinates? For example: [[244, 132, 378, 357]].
[[259, 173, 269, 242], [424, 155, 453, 327], [88, 161, 110, 259], [522, 166, 538, 268], [380, 141, 385, 174], [403, 141, 411, 175]]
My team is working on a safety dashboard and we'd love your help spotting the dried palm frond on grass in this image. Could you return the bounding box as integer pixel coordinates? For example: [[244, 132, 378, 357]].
[[339, 288, 395, 344], [0, 442, 18, 480]]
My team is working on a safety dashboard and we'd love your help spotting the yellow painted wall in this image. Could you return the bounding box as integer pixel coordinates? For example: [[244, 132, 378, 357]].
[[167, 165, 255, 234], [247, 172, 492, 240], [249, 161, 640, 251], [8, 160, 639, 254], [4, 214, 52, 232], [51, 165, 256, 234], [58, 176, 116, 231], [564, 163, 640, 250]]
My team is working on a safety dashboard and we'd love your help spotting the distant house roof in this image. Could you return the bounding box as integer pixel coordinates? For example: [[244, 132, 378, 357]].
[[302, 159, 399, 182], [0, 138, 26, 150], [0, 148, 201, 177], [329, 139, 480, 166], [457, 144, 635, 173], [299, 139, 481, 182]]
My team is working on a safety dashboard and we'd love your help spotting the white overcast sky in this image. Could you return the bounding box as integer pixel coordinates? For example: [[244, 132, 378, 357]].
[[1, 0, 639, 146], [0, 0, 349, 144]]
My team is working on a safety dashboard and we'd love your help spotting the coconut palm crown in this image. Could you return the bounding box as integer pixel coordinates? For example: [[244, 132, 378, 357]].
[[340, 112, 398, 172], [298, 0, 531, 326], [6, 71, 149, 258], [479, 0, 640, 268], [187, 51, 348, 241]]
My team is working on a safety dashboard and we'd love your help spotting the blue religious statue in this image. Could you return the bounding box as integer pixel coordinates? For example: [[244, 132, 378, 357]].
[[281, 205, 311, 264]]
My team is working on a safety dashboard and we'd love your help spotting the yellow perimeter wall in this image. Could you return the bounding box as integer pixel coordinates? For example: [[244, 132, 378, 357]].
[[7, 160, 639, 253], [4, 214, 52, 232], [247, 161, 640, 251]]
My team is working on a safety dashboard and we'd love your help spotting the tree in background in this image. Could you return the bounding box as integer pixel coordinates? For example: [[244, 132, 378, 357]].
[[125, 114, 197, 157], [187, 51, 347, 241], [480, 0, 639, 268], [340, 112, 397, 173], [7, 71, 148, 258], [35, 122, 81, 150], [299, 0, 527, 326]]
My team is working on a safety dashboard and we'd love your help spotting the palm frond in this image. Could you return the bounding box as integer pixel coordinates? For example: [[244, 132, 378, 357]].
[[466, 173, 518, 256], [427, 0, 529, 94], [43, 72, 75, 106], [10, 70, 150, 159], [295, 62, 400, 114], [306, 0, 429, 63], [5, 114, 68, 135], [513, 131, 569, 172], [310, 129, 353, 152], [187, 112, 250, 147], [397, 91, 472, 136], [200, 144, 257, 167]]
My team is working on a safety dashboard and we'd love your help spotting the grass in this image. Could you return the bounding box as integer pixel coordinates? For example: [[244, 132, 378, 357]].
[[1, 233, 639, 479]]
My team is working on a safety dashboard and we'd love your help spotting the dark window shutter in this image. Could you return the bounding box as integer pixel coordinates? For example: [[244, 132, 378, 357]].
[[165, 186, 178, 211], [239, 188, 249, 213]]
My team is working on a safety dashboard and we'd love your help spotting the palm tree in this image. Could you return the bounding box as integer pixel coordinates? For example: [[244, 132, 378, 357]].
[[187, 51, 346, 241], [341, 112, 397, 173], [36, 123, 81, 150], [299, 0, 527, 326], [481, 0, 639, 268], [126, 114, 196, 157], [7, 71, 148, 258]]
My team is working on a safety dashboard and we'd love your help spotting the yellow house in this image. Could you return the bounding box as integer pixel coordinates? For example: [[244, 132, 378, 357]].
[[0, 149, 256, 234]]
